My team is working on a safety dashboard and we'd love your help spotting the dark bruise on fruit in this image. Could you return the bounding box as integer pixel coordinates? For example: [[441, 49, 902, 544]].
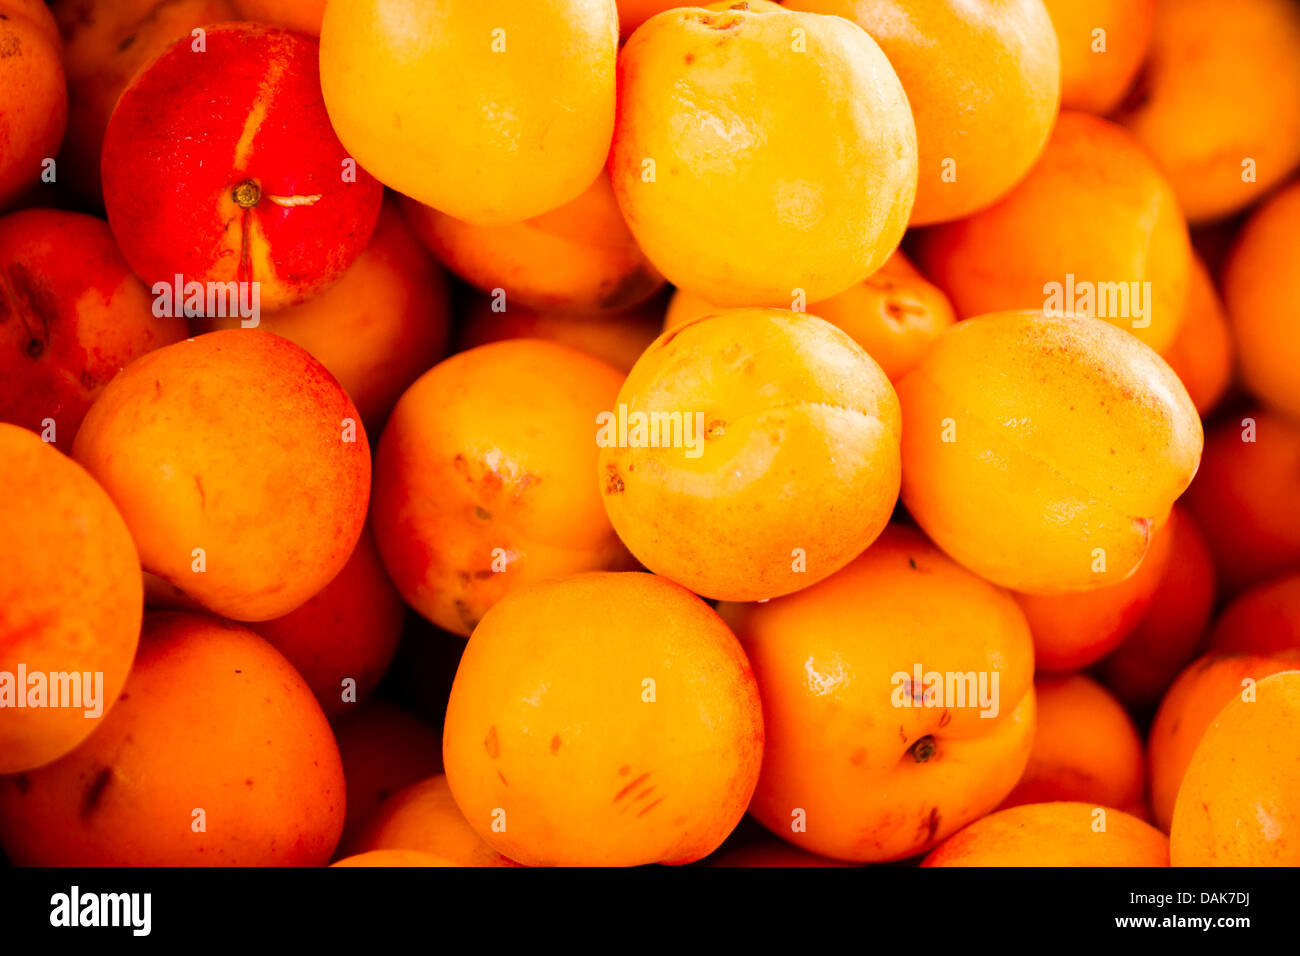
[[81, 766, 113, 818], [908, 735, 937, 763]]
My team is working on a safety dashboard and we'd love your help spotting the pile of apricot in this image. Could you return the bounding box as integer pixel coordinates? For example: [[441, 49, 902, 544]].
[[1, 0, 1298, 869]]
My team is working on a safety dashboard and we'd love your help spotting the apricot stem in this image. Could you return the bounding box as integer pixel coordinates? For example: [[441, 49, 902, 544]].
[[232, 180, 261, 208]]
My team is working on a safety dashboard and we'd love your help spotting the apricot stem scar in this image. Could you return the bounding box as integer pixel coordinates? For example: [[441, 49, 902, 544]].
[[233, 180, 261, 208]]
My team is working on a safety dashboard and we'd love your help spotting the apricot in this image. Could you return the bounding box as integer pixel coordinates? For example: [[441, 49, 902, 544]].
[[618, 1, 680, 39], [348, 775, 520, 867], [0, 1, 66, 211], [611, 1, 916, 305], [1114, 0, 1300, 223], [457, 294, 664, 375], [320, 0, 617, 225], [0, 209, 188, 448], [333, 701, 443, 848], [708, 836, 857, 867], [442, 572, 764, 866], [1098, 506, 1217, 709], [1041, 0, 1154, 114], [203, 200, 451, 429], [72, 330, 371, 622], [1000, 674, 1144, 812], [1148, 651, 1300, 832], [1162, 253, 1233, 416], [1013, 510, 1175, 672], [731, 525, 1036, 862], [1170, 670, 1300, 865], [52, 0, 239, 205], [897, 311, 1202, 593], [331, 850, 455, 867], [101, 24, 383, 311], [250, 523, 405, 719], [915, 111, 1192, 354], [599, 309, 900, 602], [1209, 573, 1300, 657], [0, 612, 345, 865], [400, 171, 664, 314], [0, 424, 141, 774], [1182, 411, 1300, 595], [233, 0, 324, 34], [786, 0, 1059, 226], [923, 803, 1170, 867], [663, 251, 956, 382], [1222, 180, 1300, 420], [373, 340, 626, 637]]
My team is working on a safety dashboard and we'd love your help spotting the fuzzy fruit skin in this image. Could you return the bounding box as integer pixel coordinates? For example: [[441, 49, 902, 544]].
[[1163, 253, 1233, 416], [0, 424, 142, 774], [443, 572, 764, 867], [1171, 671, 1300, 865], [0, 209, 188, 447], [101, 23, 382, 311], [1042, 0, 1154, 114], [611, 1, 916, 306], [924, 802, 1169, 866], [731, 525, 1036, 863], [320, 0, 618, 225], [71, 330, 371, 622], [0, 612, 346, 865], [600, 309, 900, 602], [0, 1, 66, 211], [897, 311, 1202, 594]]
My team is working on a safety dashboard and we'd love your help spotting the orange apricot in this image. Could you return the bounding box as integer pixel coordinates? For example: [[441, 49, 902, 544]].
[[1113, 0, 1300, 223], [1000, 674, 1144, 812], [1182, 410, 1300, 595], [1098, 506, 1217, 709], [0, 1, 66, 211], [331, 850, 455, 867], [923, 803, 1169, 867], [897, 311, 1202, 593], [203, 200, 450, 430], [400, 171, 663, 314], [618, 1, 680, 39], [320, 0, 618, 224], [233, 0, 324, 34], [1170, 670, 1300, 865], [731, 525, 1036, 862], [611, 1, 916, 305], [914, 111, 1193, 354], [598, 309, 900, 601], [1208, 573, 1300, 657], [786, 0, 1059, 225], [662, 251, 955, 382], [1221, 180, 1300, 420], [0, 424, 142, 774], [1161, 252, 1233, 416], [1148, 651, 1300, 832], [1041, 0, 1154, 114], [71, 330, 371, 622], [0, 612, 345, 865], [373, 340, 626, 637], [708, 836, 858, 867], [348, 775, 520, 867], [442, 572, 764, 866]]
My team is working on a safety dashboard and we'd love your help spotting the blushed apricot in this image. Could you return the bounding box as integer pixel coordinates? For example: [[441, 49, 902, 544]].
[[373, 340, 626, 636], [663, 251, 955, 382], [1182, 410, 1300, 595], [1208, 573, 1300, 657], [233, 0, 324, 34], [1042, 0, 1154, 114], [331, 850, 455, 867], [443, 572, 763, 867], [1221, 180, 1300, 420], [1099, 506, 1217, 709], [72, 330, 371, 622], [786, 0, 1059, 225], [1171, 671, 1300, 865], [320, 0, 617, 224], [348, 775, 520, 867], [0, 424, 141, 774], [0, 209, 188, 448], [1000, 674, 1144, 812], [0, 1, 65, 211], [611, 1, 916, 305], [923, 803, 1169, 866], [0, 612, 345, 865], [204, 200, 450, 430], [898, 311, 1202, 593], [915, 111, 1192, 353], [599, 309, 900, 602], [1148, 651, 1300, 832], [1162, 253, 1233, 416], [731, 525, 1036, 862], [1114, 0, 1300, 223], [400, 171, 663, 314], [1014, 511, 1175, 672]]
